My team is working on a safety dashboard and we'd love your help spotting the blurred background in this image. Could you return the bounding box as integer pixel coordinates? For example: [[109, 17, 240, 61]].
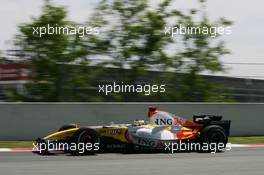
[[0, 0, 264, 102]]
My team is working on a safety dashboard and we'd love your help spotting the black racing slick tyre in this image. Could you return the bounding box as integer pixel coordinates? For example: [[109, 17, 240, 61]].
[[58, 124, 78, 132], [199, 125, 227, 153], [33, 138, 53, 155], [69, 128, 100, 155]]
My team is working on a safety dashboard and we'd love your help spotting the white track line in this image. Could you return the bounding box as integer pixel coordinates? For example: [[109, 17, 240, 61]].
[[0, 148, 12, 152], [0, 144, 264, 152]]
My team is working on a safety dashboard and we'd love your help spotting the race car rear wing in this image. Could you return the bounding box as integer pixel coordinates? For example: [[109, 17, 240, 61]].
[[193, 115, 231, 137], [193, 115, 222, 124]]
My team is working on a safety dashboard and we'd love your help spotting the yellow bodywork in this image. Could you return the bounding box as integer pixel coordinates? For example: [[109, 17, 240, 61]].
[[44, 126, 130, 143], [96, 127, 129, 143], [43, 124, 199, 142], [44, 128, 79, 140]]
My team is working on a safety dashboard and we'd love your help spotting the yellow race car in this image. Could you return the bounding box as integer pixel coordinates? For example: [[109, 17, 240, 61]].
[[34, 108, 231, 155]]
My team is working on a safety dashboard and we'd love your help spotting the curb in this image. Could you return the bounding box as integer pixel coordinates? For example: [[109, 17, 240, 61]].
[[230, 144, 264, 148], [0, 148, 33, 152]]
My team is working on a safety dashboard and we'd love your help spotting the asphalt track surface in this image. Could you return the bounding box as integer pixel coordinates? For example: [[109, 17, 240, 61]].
[[0, 148, 263, 175]]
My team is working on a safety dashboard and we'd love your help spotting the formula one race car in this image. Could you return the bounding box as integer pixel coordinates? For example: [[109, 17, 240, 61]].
[[34, 107, 231, 155]]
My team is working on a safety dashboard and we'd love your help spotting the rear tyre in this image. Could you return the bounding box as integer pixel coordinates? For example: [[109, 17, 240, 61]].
[[69, 128, 100, 155], [199, 125, 227, 153], [58, 124, 78, 132]]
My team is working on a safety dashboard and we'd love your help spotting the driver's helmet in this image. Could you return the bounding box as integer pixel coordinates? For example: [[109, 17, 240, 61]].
[[148, 105, 158, 118]]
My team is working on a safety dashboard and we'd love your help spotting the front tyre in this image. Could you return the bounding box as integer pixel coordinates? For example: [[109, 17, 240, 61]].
[[69, 128, 100, 155], [33, 138, 53, 155]]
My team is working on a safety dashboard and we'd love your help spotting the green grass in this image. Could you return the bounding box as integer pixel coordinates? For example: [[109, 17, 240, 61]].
[[0, 137, 263, 148], [0, 141, 34, 148], [229, 136, 264, 144]]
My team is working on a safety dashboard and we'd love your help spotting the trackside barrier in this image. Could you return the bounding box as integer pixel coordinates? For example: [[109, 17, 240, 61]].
[[0, 103, 263, 140]]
